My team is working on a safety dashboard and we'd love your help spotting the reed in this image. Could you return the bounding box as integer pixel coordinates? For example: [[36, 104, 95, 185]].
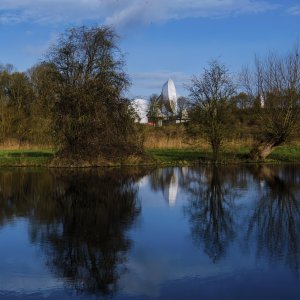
[[144, 135, 208, 149], [0, 138, 53, 151]]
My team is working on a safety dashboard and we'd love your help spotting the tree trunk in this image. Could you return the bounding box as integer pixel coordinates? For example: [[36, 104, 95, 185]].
[[211, 141, 220, 163], [249, 141, 277, 160]]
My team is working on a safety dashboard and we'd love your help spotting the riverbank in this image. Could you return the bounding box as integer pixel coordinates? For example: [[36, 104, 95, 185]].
[[0, 149, 153, 167], [0, 149, 54, 167], [0, 146, 300, 167], [148, 146, 300, 165]]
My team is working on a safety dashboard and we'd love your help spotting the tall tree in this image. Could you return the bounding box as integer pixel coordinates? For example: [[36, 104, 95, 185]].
[[46, 26, 141, 159], [28, 63, 56, 145], [0, 68, 12, 142], [188, 60, 236, 162], [5, 71, 33, 142]]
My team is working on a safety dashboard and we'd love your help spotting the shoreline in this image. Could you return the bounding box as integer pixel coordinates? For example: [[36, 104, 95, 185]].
[[0, 147, 300, 168]]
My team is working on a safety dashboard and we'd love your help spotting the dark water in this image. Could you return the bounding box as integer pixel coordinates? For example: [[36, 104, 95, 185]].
[[0, 165, 300, 299]]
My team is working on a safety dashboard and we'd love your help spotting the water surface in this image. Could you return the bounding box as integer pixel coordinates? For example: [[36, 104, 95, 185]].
[[0, 165, 300, 299]]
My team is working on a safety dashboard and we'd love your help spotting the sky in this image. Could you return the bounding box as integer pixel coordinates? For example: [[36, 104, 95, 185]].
[[0, 0, 299, 99]]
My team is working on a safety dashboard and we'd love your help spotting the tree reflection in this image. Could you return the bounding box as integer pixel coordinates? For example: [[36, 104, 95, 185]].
[[248, 165, 300, 273], [184, 166, 237, 262], [2, 165, 300, 292], [0, 170, 55, 225], [0, 168, 145, 297]]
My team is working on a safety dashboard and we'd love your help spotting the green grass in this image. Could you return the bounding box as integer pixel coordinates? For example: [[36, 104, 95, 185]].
[[147, 148, 247, 165], [0, 146, 299, 167], [147, 149, 209, 163], [147, 146, 300, 165], [269, 146, 300, 162], [0, 149, 55, 166], [147, 147, 252, 163]]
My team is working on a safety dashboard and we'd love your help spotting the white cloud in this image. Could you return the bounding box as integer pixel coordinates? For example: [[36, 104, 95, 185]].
[[0, 0, 279, 27], [133, 71, 189, 81]]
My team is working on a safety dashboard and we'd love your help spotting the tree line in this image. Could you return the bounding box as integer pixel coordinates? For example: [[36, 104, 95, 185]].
[[147, 46, 300, 161], [0, 63, 53, 145], [142, 44, 300, 162], [0, 25, 299, 162], [187, 46, 300, 161], [0, 26, 142, 161]]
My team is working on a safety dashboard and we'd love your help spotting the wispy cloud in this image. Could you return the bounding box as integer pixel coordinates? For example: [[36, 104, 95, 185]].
[[131, 71, 190, 98], [106, 0, 279, 28], [287, 5, 300, 15], [0, 0, 279, 27], [0, 12, 27, 24]]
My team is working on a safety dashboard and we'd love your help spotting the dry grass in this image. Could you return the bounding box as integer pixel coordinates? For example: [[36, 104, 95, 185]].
[[0, 138, 53, 150], [143, 125, 210, 150], [223, 138, 254, 150], [286, 140, 300, 147], [144, 133, 254, 151], [144, 135, 207, 149]]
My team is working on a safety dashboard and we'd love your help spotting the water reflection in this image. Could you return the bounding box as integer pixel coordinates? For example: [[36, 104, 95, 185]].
[[0, 166, 300, 299], [149, 165, 300, 272], [176, 164, 300, 272], [0, 169, 146, 297], [149, 168, 180, 206], [0, 170, 55, 225], [247, 166, 300, 274], [183, 166, 237, 262]]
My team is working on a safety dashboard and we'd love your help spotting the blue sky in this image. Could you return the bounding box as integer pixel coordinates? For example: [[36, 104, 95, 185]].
[[0, 0, 299, 98]]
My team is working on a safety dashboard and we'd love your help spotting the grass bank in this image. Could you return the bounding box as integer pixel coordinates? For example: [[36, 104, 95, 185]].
[[0, 145, 300, 167], [147, 145, 300, 165], [0, 149, 55, 167]]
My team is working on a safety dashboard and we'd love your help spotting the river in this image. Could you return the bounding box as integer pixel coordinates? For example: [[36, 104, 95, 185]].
[[0, 165, 299, 299]]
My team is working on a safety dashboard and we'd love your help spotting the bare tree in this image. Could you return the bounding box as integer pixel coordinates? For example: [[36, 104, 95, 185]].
[[188, 60, 236, 162], [147, 93, 163, 126], [177, 96, 189, 122], [242, 44, 300, 160]]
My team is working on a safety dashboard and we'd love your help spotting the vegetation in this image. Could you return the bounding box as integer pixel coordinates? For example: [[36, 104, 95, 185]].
[[242, 44, 300, 160], [0, 149, 54, 166], [0, 142, 300, 167], [147, 146, 300, 165], [46, 26, 143, 160], [188, 60, 237, 162], [0, 25, 299, 166], [147, 93, 162, 125], [0, 26, 143, 165]]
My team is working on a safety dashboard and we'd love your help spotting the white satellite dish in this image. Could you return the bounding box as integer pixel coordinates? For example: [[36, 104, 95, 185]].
[[131, 99, 149, 123], [160, 79, 177, 114]]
